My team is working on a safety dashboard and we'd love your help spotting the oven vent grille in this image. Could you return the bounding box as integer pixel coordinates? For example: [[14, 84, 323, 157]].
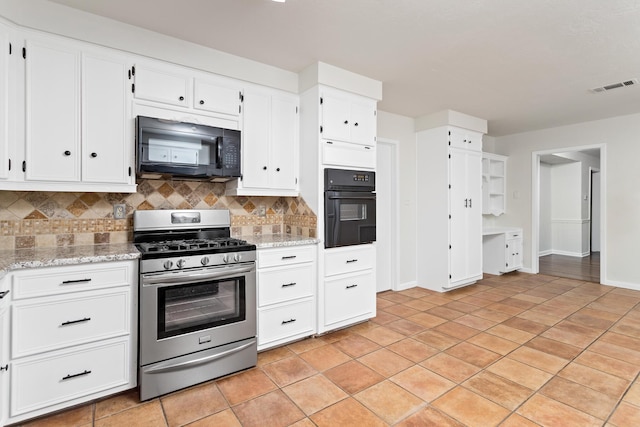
[[590, 78, 638, 93]]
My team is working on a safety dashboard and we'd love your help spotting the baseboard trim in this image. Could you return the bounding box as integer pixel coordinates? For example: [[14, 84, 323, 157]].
[[396, 281, 417, 291]]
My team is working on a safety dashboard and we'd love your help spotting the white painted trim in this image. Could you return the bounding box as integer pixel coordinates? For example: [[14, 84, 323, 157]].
[[550, 250, 590, 257], [397, 281, 418, 291], [538, 249, 553, 257], [377, 137, 401, 291], [532, 143, 607, 283], [602, 279, 639, 291]]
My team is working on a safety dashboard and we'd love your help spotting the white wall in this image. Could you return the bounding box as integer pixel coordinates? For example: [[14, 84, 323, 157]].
[[539, 163, 552, 254], [550, 162, 587, 256], [377, 110, 417, 288], [493, 112, 640, 289]]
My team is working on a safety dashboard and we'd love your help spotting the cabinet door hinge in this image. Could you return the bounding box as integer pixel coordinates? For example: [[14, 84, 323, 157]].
[[131, 83, 135, 93], [127, 69, 131, 79], [8, 42, 11, 55], [374, 110, 376, 116], [448, 214, 451, 219], [506, 244, 509, 248], [22, 47, 26, 59], [320, 97, 323, 105], [296, 106, 298, 114], [239, 105, 241, 114], [448, 184, 451, 189], [449, 245, 452, 249], [295, 177, 298, 184], [320, 125, 323, 133], [22, 161, 26, 172], [239, 91, 244, 102], [128, 167, 132, 177], [8, 159, 10, 171], [448, 154, 451, 158], [449, 274, 452, 279], [131, 66, 135, 76]]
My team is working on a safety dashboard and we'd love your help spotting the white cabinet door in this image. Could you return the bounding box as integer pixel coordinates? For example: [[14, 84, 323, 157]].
[[269, 94, 297, 191], [25, 38, 80, 182], [321, 90, 351, 143], [134, 62, 190, 108], [349, 98, 376, 146], [193, 76, 242, 116], [82, 51, 131, 184], [0, 23, 8, 180], [505, 234, 523, 272], [241, 88, 270, 189], [449, 148, 482, 286]]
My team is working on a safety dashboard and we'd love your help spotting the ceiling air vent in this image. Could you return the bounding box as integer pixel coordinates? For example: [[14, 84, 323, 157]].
[[590, 78, 638, 93]]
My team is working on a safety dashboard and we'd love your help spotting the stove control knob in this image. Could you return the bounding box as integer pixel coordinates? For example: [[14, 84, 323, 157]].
[[163, 260, 173, 270], [233, 253, 241, 263], [201, 257, 210, 266], [222, 255, 229, 264], [176, 259, 186, 269]]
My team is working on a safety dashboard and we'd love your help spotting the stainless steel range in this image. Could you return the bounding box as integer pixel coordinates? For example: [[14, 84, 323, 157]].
[[134, 209, 257, 401]]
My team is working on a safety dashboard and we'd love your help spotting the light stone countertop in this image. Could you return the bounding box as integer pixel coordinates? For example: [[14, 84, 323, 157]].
[[0, 243, 141, 276], [242, 234, 320, 249]]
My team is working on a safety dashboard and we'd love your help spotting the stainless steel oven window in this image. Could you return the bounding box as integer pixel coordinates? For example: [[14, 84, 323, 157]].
[[339, 203, 367, 221], [157, 277, 246, 339]]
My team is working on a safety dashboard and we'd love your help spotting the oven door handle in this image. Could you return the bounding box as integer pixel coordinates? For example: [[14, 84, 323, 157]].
[[144, 339, 257, 374], [327, 194, 376, 200], [142, 265, 254, 286]]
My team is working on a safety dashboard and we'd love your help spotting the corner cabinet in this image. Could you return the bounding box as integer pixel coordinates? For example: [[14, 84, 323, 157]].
[[5, 261, 137, 425], [416, 126, 483, 291], [1, 31, 137, 192], [256, 245, 316, 350], [482, 152, 507, 216], [226, 85, 299, 197]]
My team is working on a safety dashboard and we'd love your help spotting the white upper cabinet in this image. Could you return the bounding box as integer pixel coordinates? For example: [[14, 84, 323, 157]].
[[7, 31, 136, 192], [193, 75, 242, 117], [25, 37, 81, 182], [320, 87, 376, 146], [226, 85, 298, 196], [133, 63, 190, 108], [482, 152, 507, 216], [132, 59, 243, 130]]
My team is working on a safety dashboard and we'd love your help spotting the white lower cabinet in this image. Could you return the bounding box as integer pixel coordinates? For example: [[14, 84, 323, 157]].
[[0, 276, 9, 427], [482, 228, 523, 275], [256, 245, 317, 351], [319, 244, 376, 334], [6, 261, 137, 425]]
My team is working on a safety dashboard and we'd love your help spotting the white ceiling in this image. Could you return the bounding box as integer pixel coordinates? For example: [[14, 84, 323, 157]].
[[47, 0, 640, 136]]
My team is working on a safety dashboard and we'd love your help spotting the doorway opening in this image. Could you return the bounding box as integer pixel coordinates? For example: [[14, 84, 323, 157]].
[[376, 138, 399, 292], [532, 145, 605, 283]]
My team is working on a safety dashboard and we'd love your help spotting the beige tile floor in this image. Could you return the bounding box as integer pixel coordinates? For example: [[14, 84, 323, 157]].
[[18, 272, 640, 427]]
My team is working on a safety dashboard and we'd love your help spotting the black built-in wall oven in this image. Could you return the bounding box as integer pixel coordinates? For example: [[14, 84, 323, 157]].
[[324, 168, 376, 248]]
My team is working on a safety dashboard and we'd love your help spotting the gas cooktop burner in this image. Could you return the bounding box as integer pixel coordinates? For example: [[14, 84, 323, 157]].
[[138, 238, 250, 254]]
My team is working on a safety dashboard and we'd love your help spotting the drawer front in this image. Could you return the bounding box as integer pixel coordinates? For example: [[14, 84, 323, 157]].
[[12, 261, 134, 300], [322, 140, 376, 169], [11, 338, 130, 416], [258, 299, 314, 347], [325, 245, 375, 276], [449, 129, 482, 151], [506, 230, 522, 240], [12, 289, 130, 358], [258, 245, 315, 269], [324, 270, 375, 327], [258, 264, 314, 307]]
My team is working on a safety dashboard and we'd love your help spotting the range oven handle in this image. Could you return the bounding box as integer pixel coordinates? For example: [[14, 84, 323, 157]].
[[142, 265, 254, 287]]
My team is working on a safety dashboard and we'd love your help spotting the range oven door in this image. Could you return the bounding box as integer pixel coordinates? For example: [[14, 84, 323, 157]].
[[139, 262, 256, 366], [325, 190, 376, 248]]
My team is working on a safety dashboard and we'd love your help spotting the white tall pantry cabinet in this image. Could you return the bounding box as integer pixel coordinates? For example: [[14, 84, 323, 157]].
[[416, 125, 484, 291]]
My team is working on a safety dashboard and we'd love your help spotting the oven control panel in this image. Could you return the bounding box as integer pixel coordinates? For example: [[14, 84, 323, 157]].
[[140, 251, 257, 274]]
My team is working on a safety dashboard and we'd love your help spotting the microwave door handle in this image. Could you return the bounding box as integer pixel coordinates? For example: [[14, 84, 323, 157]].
[[215, 137, 223, 169]]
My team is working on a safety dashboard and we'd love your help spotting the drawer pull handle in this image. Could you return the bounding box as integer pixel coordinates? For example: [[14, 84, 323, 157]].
[[61, 278, 92, 285], [346, 284, 358, 289], [61, 317, 91, 327], [281, 255, 297, 260], [282, 282, 297, 287], [346, 259, 358, 263], [0, 290, 9, 299], [0, 364, 7, 372], [62, 370, 91, 381], [282, 318, 297, 324]]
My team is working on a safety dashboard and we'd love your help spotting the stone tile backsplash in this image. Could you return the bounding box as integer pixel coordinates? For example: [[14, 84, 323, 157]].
[[0, 179, 316, 250]]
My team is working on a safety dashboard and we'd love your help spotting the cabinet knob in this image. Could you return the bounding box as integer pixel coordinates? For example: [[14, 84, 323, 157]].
[[276, 168, 280, 172], [344, 120, 349, 124], [179, 96, 185, 101], [90, 152, 97, 158], [263, 166, 267, 170], [64, 150, 71, 156], [199, 100, 204, 105], [354, 122, 359, 127]]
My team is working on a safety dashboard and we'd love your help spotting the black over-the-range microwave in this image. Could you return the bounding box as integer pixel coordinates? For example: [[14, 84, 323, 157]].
[[136, 116, 241, 180]]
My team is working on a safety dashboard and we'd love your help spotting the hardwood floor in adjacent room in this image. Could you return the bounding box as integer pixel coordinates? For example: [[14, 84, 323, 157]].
[[539, 252, 600, 283]]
